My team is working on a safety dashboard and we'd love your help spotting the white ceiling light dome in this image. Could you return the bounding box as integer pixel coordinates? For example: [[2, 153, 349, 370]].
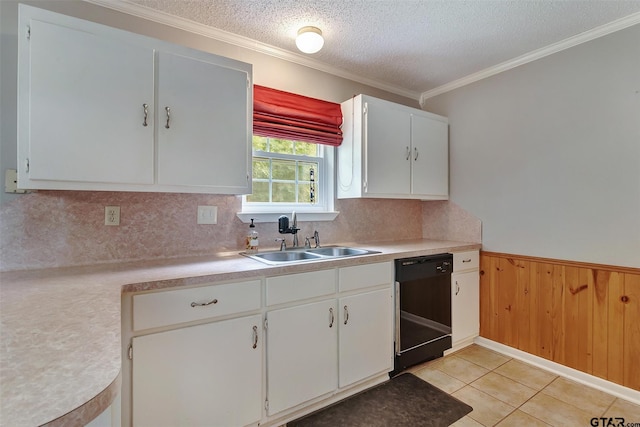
[[296, 26, 324, 54]]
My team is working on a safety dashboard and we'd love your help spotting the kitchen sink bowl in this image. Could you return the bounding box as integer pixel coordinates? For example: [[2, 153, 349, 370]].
[[306, 247, 370, 257], [243, 246, 380, 265], [250, 251, 323, 263]]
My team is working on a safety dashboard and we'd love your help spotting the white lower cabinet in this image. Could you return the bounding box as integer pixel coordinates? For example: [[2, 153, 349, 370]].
[[266, 299, 338, 415], [125, 261, 394, 427], [338, 288, 394, 388], [265, 262, 394, 418], [131, 315, 262, 427], [451, 251, 480, 350]]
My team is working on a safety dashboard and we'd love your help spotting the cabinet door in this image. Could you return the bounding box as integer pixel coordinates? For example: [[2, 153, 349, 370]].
[[157, 51, 250, 192], [132, 315, 262, 427], [410, 114, 448, 198], [266, 300, 338, 415], [451, 271, 480, 346], [339, 288, 394, 387], [23, 19, 155, 185], [364, 99, 411, 195]]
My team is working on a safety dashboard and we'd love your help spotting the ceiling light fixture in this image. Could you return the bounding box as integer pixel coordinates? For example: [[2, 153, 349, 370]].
[[296, 26, 324, 54]]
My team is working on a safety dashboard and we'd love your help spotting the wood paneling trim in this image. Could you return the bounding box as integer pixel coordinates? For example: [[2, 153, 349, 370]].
[[481, 251, 640, 274], [480, 252, 640, 391]]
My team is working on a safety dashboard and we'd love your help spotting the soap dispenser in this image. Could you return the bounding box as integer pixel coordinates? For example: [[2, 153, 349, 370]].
[[246, 219, 259, 253]]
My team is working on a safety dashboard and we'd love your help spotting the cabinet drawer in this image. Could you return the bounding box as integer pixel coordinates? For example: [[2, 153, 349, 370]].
[[133, 280, 261, 330], [339, 262, 393, 292], [453, 251, 479, 272], [266, 269, 336, 306]]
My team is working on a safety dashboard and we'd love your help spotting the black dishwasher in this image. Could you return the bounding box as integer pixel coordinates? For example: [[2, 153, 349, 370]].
[[394, 253, 453, 373]]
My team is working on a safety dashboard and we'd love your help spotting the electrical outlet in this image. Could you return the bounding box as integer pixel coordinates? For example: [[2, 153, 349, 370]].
[[197, 206, 217, 224], [105, 206, 120, 226]]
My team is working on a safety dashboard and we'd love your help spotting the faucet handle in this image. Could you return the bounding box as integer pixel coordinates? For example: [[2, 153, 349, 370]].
[[313, 230, 320, 248], [275, 238, 287, 251]]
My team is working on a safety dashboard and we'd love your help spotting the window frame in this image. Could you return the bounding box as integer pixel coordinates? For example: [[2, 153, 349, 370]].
[[238, 137, 337, 224]]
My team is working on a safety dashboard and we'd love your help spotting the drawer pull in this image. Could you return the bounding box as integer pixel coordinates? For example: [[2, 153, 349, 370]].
[[252, 325, 258, 349], [190, 298, 218, 307], [455, 281, 460, 296], [463, 259, 472, 263], [329, 307, 334, 328], [344, 305, 349, 325]]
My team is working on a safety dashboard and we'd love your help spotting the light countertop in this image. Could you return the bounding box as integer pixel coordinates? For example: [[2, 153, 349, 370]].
[[0, 239, 480, 427]]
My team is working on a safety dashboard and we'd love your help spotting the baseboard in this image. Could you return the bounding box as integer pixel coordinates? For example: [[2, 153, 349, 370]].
[[475, 337, 640, 405], [445, 336, 476, 355]]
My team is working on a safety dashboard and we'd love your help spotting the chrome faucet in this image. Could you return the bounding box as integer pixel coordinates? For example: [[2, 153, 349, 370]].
[[291, 211, 299, 248], [305, 230, 321, 249], [277, 212, 300, 248]]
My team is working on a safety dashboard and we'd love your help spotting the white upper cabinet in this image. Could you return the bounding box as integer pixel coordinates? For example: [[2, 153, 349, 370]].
[[22, 19, 155, 185], [338, 94, 449, 200], [17, 5, 252, 194], [156, 51, 250, 191]]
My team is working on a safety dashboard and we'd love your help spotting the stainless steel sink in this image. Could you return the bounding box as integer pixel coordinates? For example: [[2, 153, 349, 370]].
[[250, 251, 323, 263], [306, 247, 370, 257], [242, 246, 380, 265]]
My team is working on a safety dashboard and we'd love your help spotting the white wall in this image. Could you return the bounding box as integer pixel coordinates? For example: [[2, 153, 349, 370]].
[[423, 25, 640, 268]]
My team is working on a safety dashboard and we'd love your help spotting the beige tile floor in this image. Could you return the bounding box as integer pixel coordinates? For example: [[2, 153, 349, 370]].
[[407, 344, 640, 426]]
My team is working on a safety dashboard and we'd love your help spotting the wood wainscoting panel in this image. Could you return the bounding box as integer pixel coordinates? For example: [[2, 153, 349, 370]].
[[480, 252, 640, 391], [623, 273, 640, 390]]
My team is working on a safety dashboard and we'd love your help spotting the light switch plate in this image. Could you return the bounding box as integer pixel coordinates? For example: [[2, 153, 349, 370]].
[[197, 206, 217, 224]]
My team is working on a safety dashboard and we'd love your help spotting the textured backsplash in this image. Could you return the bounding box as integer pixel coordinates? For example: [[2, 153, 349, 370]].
[[0, 191, 480, 271]]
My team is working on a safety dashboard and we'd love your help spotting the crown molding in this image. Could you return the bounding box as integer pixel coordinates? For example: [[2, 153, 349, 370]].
[[82, 0, 422, 101], [420, 12, 640, 106]]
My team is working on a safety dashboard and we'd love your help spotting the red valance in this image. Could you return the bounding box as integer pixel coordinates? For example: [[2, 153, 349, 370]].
[[253, 85, 343, 146]]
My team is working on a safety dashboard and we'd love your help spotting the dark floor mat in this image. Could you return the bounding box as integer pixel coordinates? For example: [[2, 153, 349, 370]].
[[288, 373, 473, 427]]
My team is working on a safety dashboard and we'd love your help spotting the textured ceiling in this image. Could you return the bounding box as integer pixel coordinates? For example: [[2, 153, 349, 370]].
[[124, 0, 640, 97]]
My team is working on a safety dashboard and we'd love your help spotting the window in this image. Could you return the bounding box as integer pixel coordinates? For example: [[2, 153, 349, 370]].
[[238, 85, 341, 222], [241, 136, 336, 220]]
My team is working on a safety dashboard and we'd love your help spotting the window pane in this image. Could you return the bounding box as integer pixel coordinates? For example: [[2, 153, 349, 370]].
[[272, 159, 296, 180], [298, 184, 311, 203], [273, 182, 296, 202], [253, 157, 270, 179], [247, 181, 269, 202], [297, 161, 317, 180], [294, 141, 318, 156], [252, 135, 268, 151], [270, 138, 294, 154]]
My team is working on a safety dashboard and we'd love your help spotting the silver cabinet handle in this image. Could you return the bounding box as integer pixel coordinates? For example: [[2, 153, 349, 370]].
[[165, 106, 171, 129], [455, 281, 460, 296], [190, 298, 218, 307], [329, 307, 334, 328], [405, 146, 410, 160], [343, 305, 349, 325], [414, 147, 419, 161], [252, 325, 258, 349], [142, 103, 148, 127]]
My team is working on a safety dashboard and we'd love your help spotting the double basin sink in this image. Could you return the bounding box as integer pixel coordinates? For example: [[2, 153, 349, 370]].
[[244, 246, 380, 265]]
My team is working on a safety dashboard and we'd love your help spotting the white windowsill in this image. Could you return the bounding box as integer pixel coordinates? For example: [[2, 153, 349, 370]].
[[236, 211, 339, 223]]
